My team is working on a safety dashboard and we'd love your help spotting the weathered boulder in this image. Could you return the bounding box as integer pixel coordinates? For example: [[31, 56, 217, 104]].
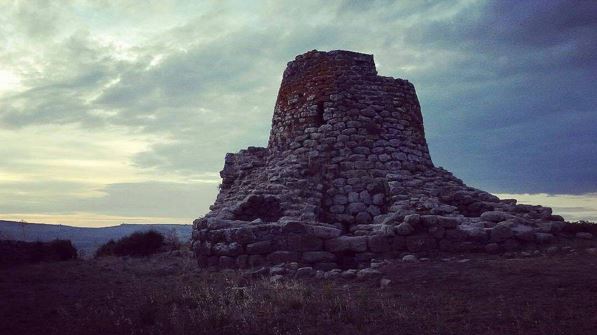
[[535, 232, 554, 244], [406, 234, 437, 252], [246, 241, 272, 254], [356, 268, 383, 280], [395, 222, 415, 236], [511, 224, 535, 241], [267, 251, 299, 263], [287, 234, 323, 251], [490, 223, 513, 242], [295, 267, 315, 278], [325, 236, 368, 252], [404, 214, 420, 226], [576, 232, 593, 240], [212, 242, 242, 256], [460, 226, 488, 242], [309, 225, 342, 239], [437, 216, 460, 228], [302, 251, 336, 263], [402, 254, 418, 262], [367, 235, 393, 252], [480, 211, 510, 223]]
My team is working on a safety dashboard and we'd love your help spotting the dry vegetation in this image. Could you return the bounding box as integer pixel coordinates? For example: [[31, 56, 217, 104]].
[[0, 239, 77, 266], [1, 249, 597, 335], [94, 230, 167, 258]]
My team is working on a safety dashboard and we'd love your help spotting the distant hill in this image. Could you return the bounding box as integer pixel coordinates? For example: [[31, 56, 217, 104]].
[[0, 220, 192, 257]]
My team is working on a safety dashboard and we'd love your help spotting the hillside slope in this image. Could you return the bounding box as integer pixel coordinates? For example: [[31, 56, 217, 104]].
[[0, 220, 191, 256]]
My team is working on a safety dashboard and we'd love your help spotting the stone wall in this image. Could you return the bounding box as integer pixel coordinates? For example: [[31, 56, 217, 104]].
[[192, 50, 568, 270]]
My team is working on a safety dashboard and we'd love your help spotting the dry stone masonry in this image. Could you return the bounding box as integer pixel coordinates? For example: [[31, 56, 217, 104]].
[[192, 50, 571, 270]]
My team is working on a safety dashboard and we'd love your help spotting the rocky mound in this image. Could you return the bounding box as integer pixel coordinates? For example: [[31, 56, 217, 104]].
[[192, 50, 585, 271]]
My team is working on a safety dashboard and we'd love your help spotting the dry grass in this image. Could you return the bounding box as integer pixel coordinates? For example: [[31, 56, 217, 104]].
[[1, 252, 596, 335]]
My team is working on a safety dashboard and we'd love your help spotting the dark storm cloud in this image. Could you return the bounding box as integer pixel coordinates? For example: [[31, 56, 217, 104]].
[[1, 0, 595, 196], [398, 0, 597, 194]]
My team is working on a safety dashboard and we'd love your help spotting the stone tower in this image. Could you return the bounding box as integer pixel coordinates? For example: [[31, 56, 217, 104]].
[[192, 50, 565, 270]]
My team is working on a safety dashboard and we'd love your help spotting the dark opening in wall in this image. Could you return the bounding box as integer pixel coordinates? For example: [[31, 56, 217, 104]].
[[233, 194, 283, 222], [314, 101, 324, 125], [341, 221, 351, 233], [336, 250, 358, 270], [364, 120, 382, 135]]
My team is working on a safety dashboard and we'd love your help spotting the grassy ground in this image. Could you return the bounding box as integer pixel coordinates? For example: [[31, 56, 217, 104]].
[[1, 252, 596, 335]]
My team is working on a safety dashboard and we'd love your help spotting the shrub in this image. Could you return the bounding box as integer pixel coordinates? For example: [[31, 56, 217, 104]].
[[0, 239, 77, 267], [95, 230, 165, 258], [562, 220, 597, 235], [163, 228, 181, 250], [47, 239, 78, 261]]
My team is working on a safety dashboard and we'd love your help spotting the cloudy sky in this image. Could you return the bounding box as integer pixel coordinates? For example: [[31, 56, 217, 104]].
[[0, 0, 595, 227]]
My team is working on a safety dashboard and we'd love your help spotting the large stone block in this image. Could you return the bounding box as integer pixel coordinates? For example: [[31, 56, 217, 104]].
[[437, 216, 460, 228], [445, 228, 467, 241], [406, 234, 437, 252], [428, 226, 445, 239], [236, 255, 249, 268], [287, 234, 323, 251], [490, 223, 513, 242], [233, 227, 256, 244], [302, 251, 337, 263], [392, 236, 407, 251], [212, 242, 242, 256], [246, 241, 273, 254], [367, 235, 393, 252], [196, 255, 208, 267], [404, 214, 420, 226], [395, 222, 414, 235], [347, 202, 367, 214], [196, 241, 212, 256], [281, 221, 307, 234], [266, 251, 300, 263], [248, 255, 266, 267], [480, 211, 510, 223], [219, 256, 236, 269], [309, 225, 342, 239], [461, 226, 488, 242], [325, 236, 368, 252], [511, 224, 535, 241], [355, 211, 372, 224], [420, 215, 439, 227], [535, 232, 554, 244]]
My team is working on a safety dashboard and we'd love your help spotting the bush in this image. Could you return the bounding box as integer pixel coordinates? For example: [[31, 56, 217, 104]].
[[48, 239, 78, 260], [95, 230, 165, 258], [562, 220, 597, 235], [0, 239, 77, 267]]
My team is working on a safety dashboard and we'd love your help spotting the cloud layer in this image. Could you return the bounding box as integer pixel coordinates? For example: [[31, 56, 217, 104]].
[[0, 0, 595, 225]]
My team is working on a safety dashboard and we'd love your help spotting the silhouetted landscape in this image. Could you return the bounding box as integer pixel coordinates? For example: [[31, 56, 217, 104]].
[[0, 220, 191, 256]]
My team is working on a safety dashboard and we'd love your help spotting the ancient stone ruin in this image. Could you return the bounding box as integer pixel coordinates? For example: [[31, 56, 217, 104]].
[[192, 50, 568, 270]]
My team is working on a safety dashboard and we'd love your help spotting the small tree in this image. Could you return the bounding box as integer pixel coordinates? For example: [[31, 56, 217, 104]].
[[163, 228, 181, 250], [95, 230, 165, 258]]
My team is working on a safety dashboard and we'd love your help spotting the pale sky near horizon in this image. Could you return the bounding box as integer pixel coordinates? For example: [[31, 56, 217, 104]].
[[0, 0, 596, 227]]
